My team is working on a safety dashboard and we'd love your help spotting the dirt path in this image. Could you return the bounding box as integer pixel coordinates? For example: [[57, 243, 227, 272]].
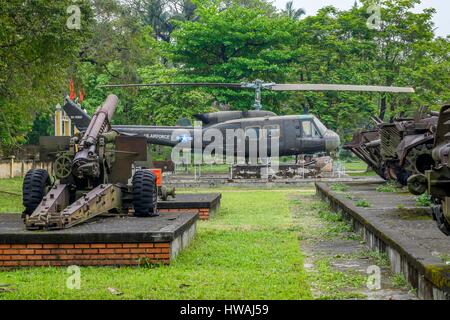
[[289, 192, 417, 300]]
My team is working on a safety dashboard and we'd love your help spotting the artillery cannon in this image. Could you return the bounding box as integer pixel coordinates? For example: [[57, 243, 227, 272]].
[[23, 95, 160, 230], [344, 107, 438, 185], [407, 105, 450, 235]]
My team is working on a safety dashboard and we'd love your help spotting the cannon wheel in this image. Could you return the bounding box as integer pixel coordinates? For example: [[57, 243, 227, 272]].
[[22, 169, 51, 216], [132, 170, 158, 217]]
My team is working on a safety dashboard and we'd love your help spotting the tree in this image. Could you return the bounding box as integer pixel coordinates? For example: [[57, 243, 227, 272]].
[[169, 0, 300, 111], [282, 1, 305, 20], [0, 0, 94, 154]]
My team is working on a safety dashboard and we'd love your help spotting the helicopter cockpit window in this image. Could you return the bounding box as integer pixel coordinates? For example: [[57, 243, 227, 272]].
[[313, 116, 328, 135], [302, 121, 312, 137], [264, 125, 280, 139], [302, 120, 322, 138]]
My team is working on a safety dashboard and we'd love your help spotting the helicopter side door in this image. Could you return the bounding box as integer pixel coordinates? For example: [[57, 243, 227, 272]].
[[300, 119, 323, 154], [279, 118, 302, 156]]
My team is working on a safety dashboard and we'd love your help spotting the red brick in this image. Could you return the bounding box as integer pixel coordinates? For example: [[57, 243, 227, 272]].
[[90, 244, 106, 248], [3, 249, 19, 255], [82, 249, 98, 254], [19, 249, 34, 255], [0, 244, 11, 249], [129, 249, 146, 254], [35, 250, 51, 255], [4, 261, 19, 266], [10, 255, 26, 260], [11, 244, 27, 249], [154, 243, 170, 248], [74, 244, 90, 249], [59, 255, 76, 260], [155, 254, 170, 259], [99, 249, 114, 254], [106, 244, 122, 248], [138, 243, 154, 248], [145, 248, 161, 254], [59, 244, 74, 249], [27, 255, 42, 260], [49, 249, 68, 254], [122, 244, 137, 248], [0, 255, 11, 260], [43, 244, 59, 249], [66, 249, 83, 254], [114, 249, 130, 254], [27, 244, 43, 249]]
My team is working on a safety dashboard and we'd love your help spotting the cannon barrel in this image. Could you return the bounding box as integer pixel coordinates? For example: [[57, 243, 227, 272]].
[[80, 94, 118, 147], [72, 95, 119, 178]]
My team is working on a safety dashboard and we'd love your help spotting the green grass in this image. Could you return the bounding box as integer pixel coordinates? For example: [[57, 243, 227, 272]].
[[376, 182, 401, 193], [177, 164, 230, 174], [0, 187, 313, 300], [309, 257, 366, 300], [0, 178, 23, 212], [330, 183, 348, 192], [343, 160, 370, 172], [391, 273, 409, 289], [355, 199, 371, 208], [415, 194, 432, 207]]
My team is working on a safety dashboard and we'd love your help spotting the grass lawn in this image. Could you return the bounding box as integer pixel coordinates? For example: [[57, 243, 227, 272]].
[[0, 177, 23, 212], [341, 160, 377, 177], [0, 182, 315, 300]]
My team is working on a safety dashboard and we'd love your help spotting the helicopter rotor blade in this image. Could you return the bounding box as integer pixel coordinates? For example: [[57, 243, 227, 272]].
[[98, 83, 244, 89], [269, 84, 415, 93]]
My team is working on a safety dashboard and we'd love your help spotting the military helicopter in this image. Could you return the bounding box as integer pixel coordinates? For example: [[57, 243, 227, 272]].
[[63, 80, 414, 161]]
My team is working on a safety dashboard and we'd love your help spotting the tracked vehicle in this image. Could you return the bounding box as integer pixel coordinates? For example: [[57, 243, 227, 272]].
[[344, 107, 439, 185], [407, 105, 450, 235]]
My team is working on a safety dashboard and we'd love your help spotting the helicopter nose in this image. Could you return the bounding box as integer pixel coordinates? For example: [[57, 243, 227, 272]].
[[324, 130, 340, 152]]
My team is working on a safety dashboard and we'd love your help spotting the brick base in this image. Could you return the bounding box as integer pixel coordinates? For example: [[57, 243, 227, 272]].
[[0, 242, 170, 267], [159, 208, 211, 220]]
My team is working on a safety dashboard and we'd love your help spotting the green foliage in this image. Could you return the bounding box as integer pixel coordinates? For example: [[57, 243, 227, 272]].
[[0, 178, 24, 212], [391, 273, 409, 289], [331, 183, 349, 192], [376, 181, 401, 193], [0, 0, 94, 153], [1, 0, 450, 153], [355, 199, 371, 208], [416, 193, 432, 207]]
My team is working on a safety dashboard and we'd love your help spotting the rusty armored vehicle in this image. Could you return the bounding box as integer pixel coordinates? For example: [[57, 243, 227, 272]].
[[344, 107, 439, 185], [407, 105, 450, 235], [22, 95, 162, 230]]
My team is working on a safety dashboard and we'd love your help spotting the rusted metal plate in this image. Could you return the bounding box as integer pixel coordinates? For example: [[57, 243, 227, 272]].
[[115, 136, 147, 161], [39, 136, 71, 161]]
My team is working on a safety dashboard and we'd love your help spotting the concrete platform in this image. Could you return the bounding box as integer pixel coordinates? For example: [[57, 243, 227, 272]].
[[316, 181, 450, 300], [0, 212, 198, 267], [159, 193, 221, 220], [164, 176, 383, 189]]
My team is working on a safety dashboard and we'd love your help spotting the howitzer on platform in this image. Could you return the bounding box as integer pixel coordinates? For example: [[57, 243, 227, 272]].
[[23, 95, 163, 230], [407, 105, 450, 235]]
